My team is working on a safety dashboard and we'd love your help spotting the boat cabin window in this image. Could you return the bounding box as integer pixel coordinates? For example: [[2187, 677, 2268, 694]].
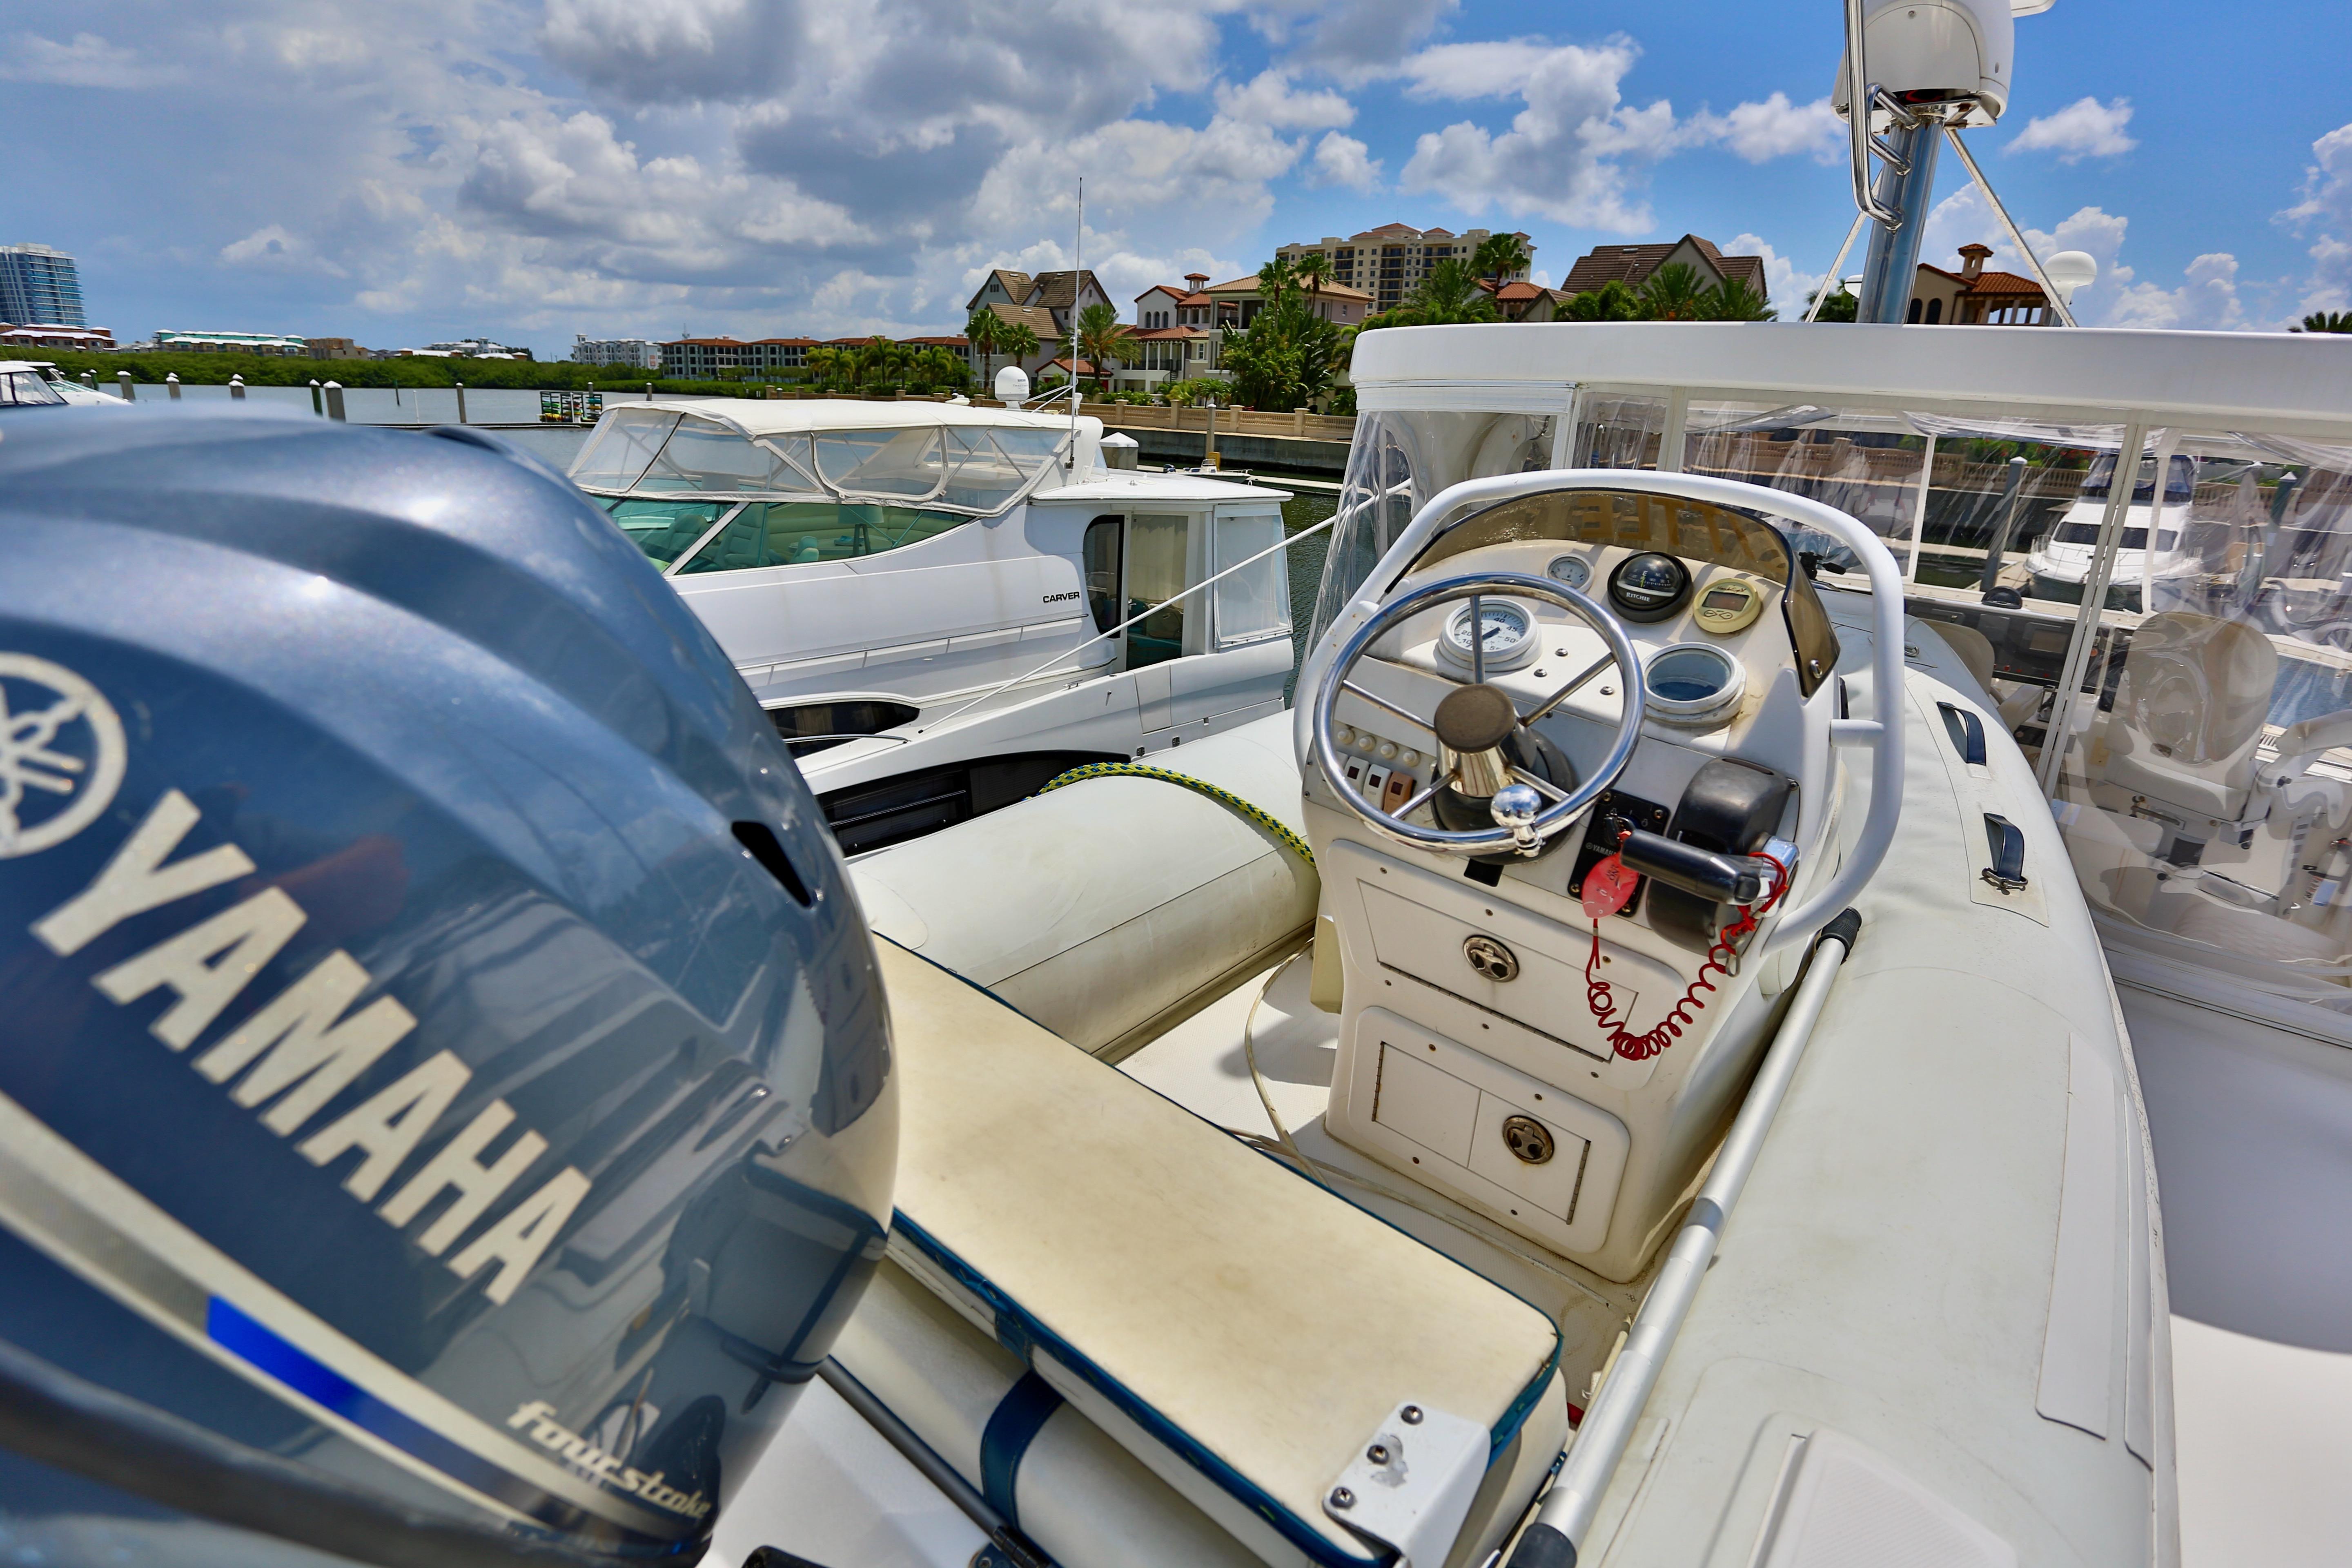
[[2082, 452, 2196, 504], [1083, 516, 1123, 635], [571, 409, 684, 491], [2053, 520, 2181, 552], [815, 427, 946, 501], [601, 497, 736, 567], [1125, 513, 1192, 669], [638, 418, 824, 496], [0, 370, 65, 406], [1213, 509, 1288, 647], [766, 699, 921, 757], [673, 502, 965, 573]]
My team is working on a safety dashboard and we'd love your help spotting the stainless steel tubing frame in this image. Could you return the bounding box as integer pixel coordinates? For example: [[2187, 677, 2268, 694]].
[[1506, 909, 1864, 1568], [1855, 114, 1941, 324]]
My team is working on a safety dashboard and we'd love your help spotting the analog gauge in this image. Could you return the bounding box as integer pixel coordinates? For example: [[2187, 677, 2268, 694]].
[[1607, 550, 1692, 624], [1437, 598, 1540, 673], [1546, 554, 1592, 591]]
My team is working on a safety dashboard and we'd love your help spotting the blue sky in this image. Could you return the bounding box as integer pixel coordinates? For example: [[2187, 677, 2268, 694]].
[[7, 0, 2347, 353]]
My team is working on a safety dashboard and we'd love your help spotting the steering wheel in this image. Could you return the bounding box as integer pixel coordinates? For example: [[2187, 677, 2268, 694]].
[[1311, 571, 1646, 857]]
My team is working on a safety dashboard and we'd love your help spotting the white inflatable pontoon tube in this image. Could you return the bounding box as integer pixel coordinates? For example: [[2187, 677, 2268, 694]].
[[849, 714, 1317, 1056], [831, 1262, 1261, 1568]]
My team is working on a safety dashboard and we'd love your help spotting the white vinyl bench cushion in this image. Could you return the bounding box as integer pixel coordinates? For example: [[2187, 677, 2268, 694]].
[[875, 939, 1563, 1566]]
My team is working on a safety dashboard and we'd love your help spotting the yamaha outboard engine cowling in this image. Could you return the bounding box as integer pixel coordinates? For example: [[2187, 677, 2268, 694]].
[[0, 411, 895, 1566]]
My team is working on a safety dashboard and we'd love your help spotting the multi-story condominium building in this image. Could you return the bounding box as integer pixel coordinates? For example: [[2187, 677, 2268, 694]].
[[659, 337, 822, 379], [155, 330, 311, 355], [305, 338, 366, 359], [0, 243, 86, 328], [1275, 225, 1532, 313], [572, 335, 664, 370], [0, 324, 112, 350]]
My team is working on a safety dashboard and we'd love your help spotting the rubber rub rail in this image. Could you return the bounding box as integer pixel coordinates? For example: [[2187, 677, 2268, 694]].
[[1032, 763, 1316, 869]]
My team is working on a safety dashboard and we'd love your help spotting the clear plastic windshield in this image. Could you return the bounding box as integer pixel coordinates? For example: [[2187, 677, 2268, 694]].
[[571, 410, 1067, 517], [1308, 410, 1557, 651], [2047, 443, 2352, 1008]]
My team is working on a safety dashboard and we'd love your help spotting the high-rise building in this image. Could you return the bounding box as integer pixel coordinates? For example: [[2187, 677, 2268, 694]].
[[0, 243, 87, 328], [1275, 225, 1533, 313]]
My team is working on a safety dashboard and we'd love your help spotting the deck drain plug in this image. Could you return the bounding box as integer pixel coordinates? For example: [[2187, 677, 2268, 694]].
[[1463, 935, 1519, 982], [1503, 1115, 1554, 1165]]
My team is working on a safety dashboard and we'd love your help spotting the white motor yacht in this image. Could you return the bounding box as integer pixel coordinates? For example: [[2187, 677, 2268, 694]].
[[568, 398, 1301, 852], [2022, 452, 2200, 610]]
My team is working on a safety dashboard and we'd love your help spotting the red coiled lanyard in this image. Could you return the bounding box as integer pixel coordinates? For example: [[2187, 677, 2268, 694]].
[[1583, 849, 1789, 1062]]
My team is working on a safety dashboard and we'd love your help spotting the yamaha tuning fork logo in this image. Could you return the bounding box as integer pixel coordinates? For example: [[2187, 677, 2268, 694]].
[[0, 653, 128, 858]]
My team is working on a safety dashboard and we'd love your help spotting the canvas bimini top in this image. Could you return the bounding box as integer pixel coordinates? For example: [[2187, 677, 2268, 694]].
[[570, 398, 1099, 516]]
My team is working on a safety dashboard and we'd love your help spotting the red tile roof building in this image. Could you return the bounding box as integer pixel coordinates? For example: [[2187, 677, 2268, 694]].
[[1908, 244, 2056, 325]]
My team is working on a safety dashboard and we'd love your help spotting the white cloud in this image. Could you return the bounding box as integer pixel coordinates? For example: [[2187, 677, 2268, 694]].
[[1214, 69, 1355, 130], [219, 224, 349, 277], [1687, 93, 1840, 165], [2281, 120, 2352, 313], [1308, 130, 1383, 191], [1390, 42, 1846, 228], [2106, 253, 2245, 331], [2009, 96, 2137, 163], [541, 0, 803, 105], [1915, 185, 2258, 329], [1248, 0, 1461, 82], [0, 30, 180, 87], [1723, 234, 1815, 316], [1394, 36, 1667, 229]]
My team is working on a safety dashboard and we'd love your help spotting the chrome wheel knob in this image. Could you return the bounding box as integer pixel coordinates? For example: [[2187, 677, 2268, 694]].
[[1489, 782, 1544, 855]]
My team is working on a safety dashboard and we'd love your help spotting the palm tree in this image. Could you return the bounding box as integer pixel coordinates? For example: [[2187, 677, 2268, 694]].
[[1697, 277, 1776, 322], [1295, 250, 1330, 315], [2295, 310, 2352, 334], [1256, 255, 1298, 309], [909, 345, 967, 392], [998, 321, 1041, 396], [1804, 284, 1859, 323], [1638, 263, 1709, 322], [1559, 279, 1645, 322], [805, 345, 846, 388], [966, 306, 1004, 388], [1470, 232, 1531, 294], [1407, 258, 1501, 324], [1075, 301, 1128, 395]]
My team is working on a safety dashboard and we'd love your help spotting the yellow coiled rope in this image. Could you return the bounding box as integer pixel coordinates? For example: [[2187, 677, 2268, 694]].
[[1031, 762, 1316, 869]]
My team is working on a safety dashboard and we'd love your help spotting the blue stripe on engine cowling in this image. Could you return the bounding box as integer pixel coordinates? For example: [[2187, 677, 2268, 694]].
[[202, 1296, 678, 1549]]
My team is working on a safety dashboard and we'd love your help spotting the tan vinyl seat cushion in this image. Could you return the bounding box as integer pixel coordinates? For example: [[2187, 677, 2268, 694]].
[[876, 940, 1562, 1562]]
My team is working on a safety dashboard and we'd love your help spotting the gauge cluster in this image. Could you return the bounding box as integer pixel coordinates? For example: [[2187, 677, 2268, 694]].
[[1383, 539, 1795, 757]]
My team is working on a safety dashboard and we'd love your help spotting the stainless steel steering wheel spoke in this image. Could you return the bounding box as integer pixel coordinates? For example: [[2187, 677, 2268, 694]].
[[1507, 766, 1571, 804], [1339, 678, 1430, 733], [1393, 767, 1459, 822]]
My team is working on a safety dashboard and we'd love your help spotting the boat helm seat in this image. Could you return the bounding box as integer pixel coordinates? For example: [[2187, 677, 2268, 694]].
[[858, 940, 1567, 1568], [2101, 612, 2278, 823]]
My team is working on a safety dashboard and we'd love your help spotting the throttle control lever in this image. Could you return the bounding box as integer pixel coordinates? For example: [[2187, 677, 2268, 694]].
[[1618, 829, 1780, 906]]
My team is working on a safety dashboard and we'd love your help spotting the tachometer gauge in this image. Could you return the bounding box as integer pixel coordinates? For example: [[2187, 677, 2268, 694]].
[[1437, 598, 1539, 673], [1546, 554, 1592, 590]]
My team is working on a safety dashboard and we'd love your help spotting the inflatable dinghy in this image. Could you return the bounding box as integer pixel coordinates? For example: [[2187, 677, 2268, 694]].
[[719, 468, 2165, 1568]]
